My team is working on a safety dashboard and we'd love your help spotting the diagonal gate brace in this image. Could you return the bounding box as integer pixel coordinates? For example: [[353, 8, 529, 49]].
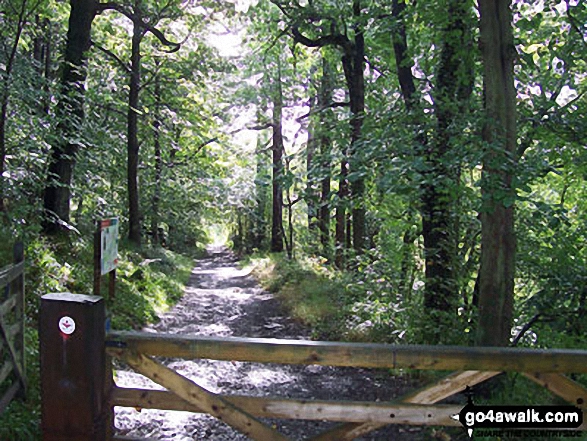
[[118, 350, 291, 441], [0, 311, 26, 391], [308, 370, 501, 440]]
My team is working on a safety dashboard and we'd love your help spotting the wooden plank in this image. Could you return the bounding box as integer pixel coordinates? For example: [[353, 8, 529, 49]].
[[401, 370, 501, 403], [0, 359, 14, 386], [0, 261, 24, 288], [12, 241, 25, 398], [112, 387, 462, 426], [112, 437, 156, 441], [0, 313, 25, 389], [6, 322, 21, 340], [523, 372, 587, 410], [0, 295, 16, 317], [0, 381, 21, 414], [107, 331, 587, 373], [116, 350, 291, 441], [308, 370, 502, 441]]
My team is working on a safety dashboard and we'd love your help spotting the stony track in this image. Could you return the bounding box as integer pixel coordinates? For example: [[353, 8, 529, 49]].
[[113, 247, 429, 440]]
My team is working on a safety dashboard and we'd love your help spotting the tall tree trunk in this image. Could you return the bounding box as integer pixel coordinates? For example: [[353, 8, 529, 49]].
[[391, 0, 429, 304], [476, 0, 517, 347], [422, 0, 474, 315], [42, 18, 53, 115], [391, 0, 417, 111], [288, 7, 365, 259], [253, 134, 268, 250], [127, 16, 144, 246], [343, 0, 366, 254], [306, 94, 318, 234], [151, 72, 162, 245], [33, 15, 52, 114], [391, 0, 474, 342], [42, 0, 97, 233], [270, 59, 284, 253], [318, 57, 333, 256], [334, 157, 348, 269]]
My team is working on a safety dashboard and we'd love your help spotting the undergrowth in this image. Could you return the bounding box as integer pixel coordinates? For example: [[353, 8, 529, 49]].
[[243, 253, 347, 340], [244, 252, 425, 343], [0, 234, 199, 440], [244, 252, 587, 441]]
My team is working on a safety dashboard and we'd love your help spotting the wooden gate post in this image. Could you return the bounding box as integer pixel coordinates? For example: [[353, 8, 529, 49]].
[[39, 293, 112, 441]]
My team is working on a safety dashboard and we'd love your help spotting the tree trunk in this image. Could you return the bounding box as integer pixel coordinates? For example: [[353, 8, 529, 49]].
[[318, 57, 333, 256], [334, 157, 348, 269], [306, 94, 318, 234], [391, 0, 474, 342], [1, 1, 38, 214], [343, 0, 366, 254], [422, 0, 474, 315], [43, 0, 97, 233], [33, 15, 52, 114], [127, 17, 144, 246], [270, 59, 284, 253], [253, 134, 268, 250], [476, 0, 517, 347], [150, 72, 162, 245], [42, 19, 53, 114]]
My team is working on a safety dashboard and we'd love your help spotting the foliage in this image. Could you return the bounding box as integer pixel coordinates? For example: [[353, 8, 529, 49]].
[[0, 0, 585, 434], [230, 0, 586, 350], [0, 326, 42, 440], [0, 231, 196, 438]]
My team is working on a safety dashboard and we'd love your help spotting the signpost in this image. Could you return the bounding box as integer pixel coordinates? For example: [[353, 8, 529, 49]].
[[94, 218, 118, 305], [100, 218, 119, 275]]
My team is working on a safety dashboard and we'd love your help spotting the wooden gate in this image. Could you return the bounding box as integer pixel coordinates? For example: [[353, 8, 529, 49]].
[[39, 293, 587, 441], [0, 242, 26, 414]]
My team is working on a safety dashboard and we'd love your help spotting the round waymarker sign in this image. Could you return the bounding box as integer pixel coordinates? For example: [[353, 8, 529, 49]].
[[59, 316, 76, 335]]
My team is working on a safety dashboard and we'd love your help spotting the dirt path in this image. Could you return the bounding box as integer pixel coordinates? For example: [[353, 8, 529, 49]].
[[114, 247, 427, 440]]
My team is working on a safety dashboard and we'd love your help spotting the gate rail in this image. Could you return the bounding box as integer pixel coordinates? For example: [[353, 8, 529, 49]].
[[39, 293, 587, 441], [0, 242, 26, 414]]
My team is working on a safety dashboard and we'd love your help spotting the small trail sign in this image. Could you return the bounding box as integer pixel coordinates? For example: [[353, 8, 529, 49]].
[[58, 316, 76, 336], [100, 218, 119, 275], [94, 218, 118, 303]]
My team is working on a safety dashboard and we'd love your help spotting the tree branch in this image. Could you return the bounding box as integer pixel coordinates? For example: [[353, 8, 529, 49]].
[[145, 24, 181, 53], [296, 101, 350, 121], [511, 313, 541, 346], [565, 0, 587, 51], [167, 137, 219, 167], [97, 1, 180, 53], [228, 122, 275, 136], [291, 25, 349, 49], [91, 40, 131, 73]]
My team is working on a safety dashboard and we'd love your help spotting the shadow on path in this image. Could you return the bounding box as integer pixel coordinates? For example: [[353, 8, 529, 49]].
[[114, 247, 426, 440]]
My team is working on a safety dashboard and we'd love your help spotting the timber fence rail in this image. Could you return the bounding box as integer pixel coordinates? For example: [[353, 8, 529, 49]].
[[0, 242, 26, 414], [39, 293, 587, 441]]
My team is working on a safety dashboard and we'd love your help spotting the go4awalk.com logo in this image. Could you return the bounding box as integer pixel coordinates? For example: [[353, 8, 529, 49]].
[[453, 388, 583, 437]]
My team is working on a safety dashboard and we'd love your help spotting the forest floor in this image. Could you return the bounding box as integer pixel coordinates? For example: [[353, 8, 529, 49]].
[[113, 247, 433, 440]]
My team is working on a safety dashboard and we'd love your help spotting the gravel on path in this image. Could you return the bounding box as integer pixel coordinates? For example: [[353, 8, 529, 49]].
[[113, 247, 430, 440]]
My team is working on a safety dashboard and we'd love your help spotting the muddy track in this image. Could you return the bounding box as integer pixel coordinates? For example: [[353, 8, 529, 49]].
[[114, 247, 428, 440]]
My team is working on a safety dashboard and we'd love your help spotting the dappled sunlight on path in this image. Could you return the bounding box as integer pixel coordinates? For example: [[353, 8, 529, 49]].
[[113, 247, 422, 440]]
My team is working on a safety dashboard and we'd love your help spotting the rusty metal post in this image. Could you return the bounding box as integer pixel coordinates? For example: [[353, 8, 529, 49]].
[[39, 293, 112, 441]]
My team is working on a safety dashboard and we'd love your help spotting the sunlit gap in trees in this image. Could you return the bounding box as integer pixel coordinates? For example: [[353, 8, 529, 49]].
[[204, 0, 312, 250]]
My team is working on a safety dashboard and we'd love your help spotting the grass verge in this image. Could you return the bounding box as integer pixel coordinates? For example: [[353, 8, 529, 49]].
[[243, 252, 587, 441], [0, 235, 199, 440], [243, 253, 355, 340]]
